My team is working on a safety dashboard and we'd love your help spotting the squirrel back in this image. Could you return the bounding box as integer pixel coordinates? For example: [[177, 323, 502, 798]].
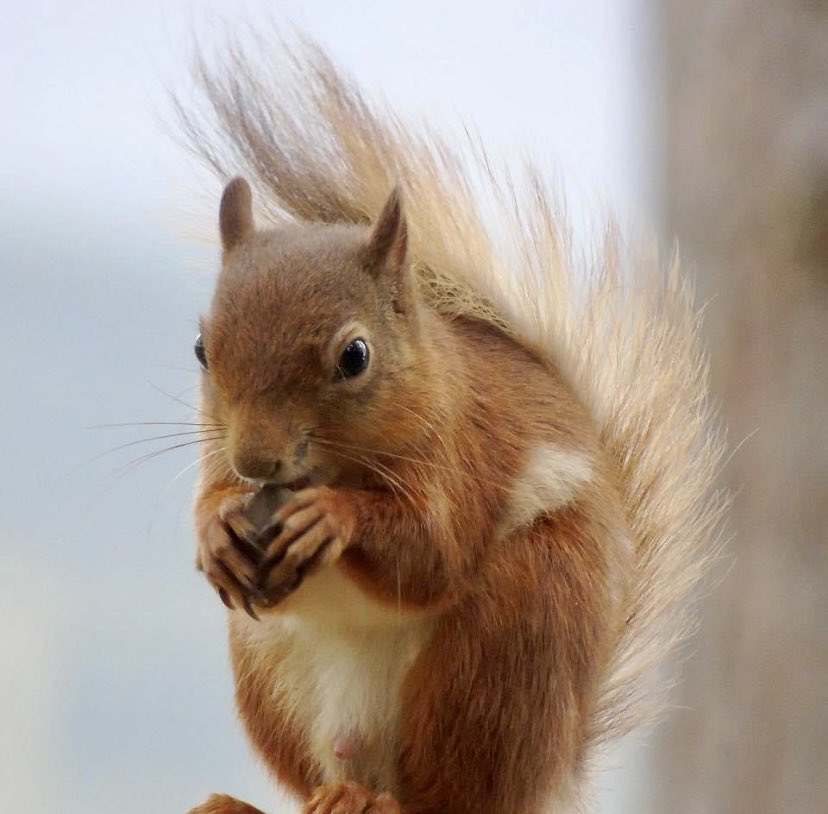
[[178, 36, 725, 805]]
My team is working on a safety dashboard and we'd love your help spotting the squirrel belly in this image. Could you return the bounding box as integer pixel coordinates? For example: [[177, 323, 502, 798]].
[[182, 38, 724, 814], [230, 567, 435, 797]]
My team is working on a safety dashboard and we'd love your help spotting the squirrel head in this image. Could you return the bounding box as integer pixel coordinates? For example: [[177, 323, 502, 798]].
[[198, 177, 432, 487]]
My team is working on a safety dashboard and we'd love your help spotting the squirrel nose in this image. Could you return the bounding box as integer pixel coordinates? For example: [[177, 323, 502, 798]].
[[232, 453, 282, 481]]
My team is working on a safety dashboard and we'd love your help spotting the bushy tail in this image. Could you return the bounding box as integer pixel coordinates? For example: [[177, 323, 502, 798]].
[[176, 36, 725, 752]]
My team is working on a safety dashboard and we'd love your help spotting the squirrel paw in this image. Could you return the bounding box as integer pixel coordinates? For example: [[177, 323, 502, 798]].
[[255, 486, 355, 606], [196, 492, 266, 619], [187, 792, 267, 814], [305, 782, 401, 814]]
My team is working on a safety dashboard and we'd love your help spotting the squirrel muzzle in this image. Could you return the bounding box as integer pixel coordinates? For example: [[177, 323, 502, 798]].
[[228, 410, 309, 484]]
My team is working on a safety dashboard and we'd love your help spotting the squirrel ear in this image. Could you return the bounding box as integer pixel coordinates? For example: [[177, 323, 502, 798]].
[[362, 187, 408, 276], [219, 177, 255, 252], [362, 187, 413, 313]]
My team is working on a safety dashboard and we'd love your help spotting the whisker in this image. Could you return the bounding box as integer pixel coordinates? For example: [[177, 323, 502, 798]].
[[396, 403, 451, 455], [163, 446, 227, 493], [311, 437, 421, 500], [84, 430, 226, 467], [88, 421, 225, 430], [150, 363, 200, 373], [56, 427, 224, 486], [103, 437, 224, 484], [396, 558, 403, 621], [312, 435, 509, 491], [312, 436, 433, 469], [318, 443, 419, 507], [313, 437, 444, 477], [146, 380, 222, 424], [360, 455, 420, 507]]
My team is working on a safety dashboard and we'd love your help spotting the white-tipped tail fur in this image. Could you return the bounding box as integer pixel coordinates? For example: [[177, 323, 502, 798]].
[[176, 36, 725, 757]]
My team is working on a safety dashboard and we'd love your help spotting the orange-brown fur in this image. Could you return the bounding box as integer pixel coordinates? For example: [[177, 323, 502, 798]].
[[189, 186, 628, 814], [181, 37, 724, 814]]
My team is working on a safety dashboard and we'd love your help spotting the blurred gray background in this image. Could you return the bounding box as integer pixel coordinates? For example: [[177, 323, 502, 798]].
[[2, 1, 825, 813]]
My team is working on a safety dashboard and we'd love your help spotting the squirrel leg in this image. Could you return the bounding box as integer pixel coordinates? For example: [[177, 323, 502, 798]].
[[305, 782, 401, 814], [187, 793, 268, 814], [396, 510, 618, 814]]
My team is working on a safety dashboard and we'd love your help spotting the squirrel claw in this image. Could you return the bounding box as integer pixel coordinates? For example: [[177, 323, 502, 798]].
[[257, 546, 288, 581], [241, 594, 260, 621], [256, 521, 284, 550], [258, 528, 339, 603], [223, 521, 264, 565]]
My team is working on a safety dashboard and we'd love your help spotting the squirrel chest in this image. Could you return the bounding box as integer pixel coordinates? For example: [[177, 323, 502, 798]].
[[232, 565, 434, 793]]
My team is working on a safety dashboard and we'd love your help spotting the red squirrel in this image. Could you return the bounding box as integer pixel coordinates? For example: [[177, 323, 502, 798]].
[[181, 42, 724, 814]]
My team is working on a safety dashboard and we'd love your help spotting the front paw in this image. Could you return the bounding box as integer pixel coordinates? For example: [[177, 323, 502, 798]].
[[196, 492, 266, 619], [255, 486, 355, 606], [305, 782, 401, 814]]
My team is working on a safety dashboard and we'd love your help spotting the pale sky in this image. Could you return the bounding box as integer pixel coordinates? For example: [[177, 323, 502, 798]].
[[1, 0, 652, 225], [1, 2, 654, 812]]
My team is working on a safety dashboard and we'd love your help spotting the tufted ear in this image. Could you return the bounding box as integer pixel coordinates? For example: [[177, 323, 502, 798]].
[[363, 187, 408, 275], [219, 177, 255, 252], [361, 187, 413, 312]]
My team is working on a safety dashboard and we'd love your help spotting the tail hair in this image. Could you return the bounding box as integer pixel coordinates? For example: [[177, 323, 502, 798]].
[[175, 35, 726, 753]]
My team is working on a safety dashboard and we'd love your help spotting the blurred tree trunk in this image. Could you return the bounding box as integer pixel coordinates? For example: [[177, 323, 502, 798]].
[[651, 1, 828, 813]]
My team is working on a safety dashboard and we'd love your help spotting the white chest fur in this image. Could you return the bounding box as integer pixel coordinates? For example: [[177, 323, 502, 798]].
[[237, 566, 433, 794]]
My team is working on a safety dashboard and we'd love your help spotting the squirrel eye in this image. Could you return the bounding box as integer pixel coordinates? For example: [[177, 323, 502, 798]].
[[194, 334, 208, 371], [337, 338, 370, 379]]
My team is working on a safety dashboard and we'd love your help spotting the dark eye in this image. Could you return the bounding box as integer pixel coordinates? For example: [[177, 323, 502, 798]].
[[194, 334, 208, 371], [337, 338, 370, 379]]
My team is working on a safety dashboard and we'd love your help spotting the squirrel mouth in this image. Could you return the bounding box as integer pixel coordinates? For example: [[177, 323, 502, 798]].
[[277, 474, 312, 491]]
